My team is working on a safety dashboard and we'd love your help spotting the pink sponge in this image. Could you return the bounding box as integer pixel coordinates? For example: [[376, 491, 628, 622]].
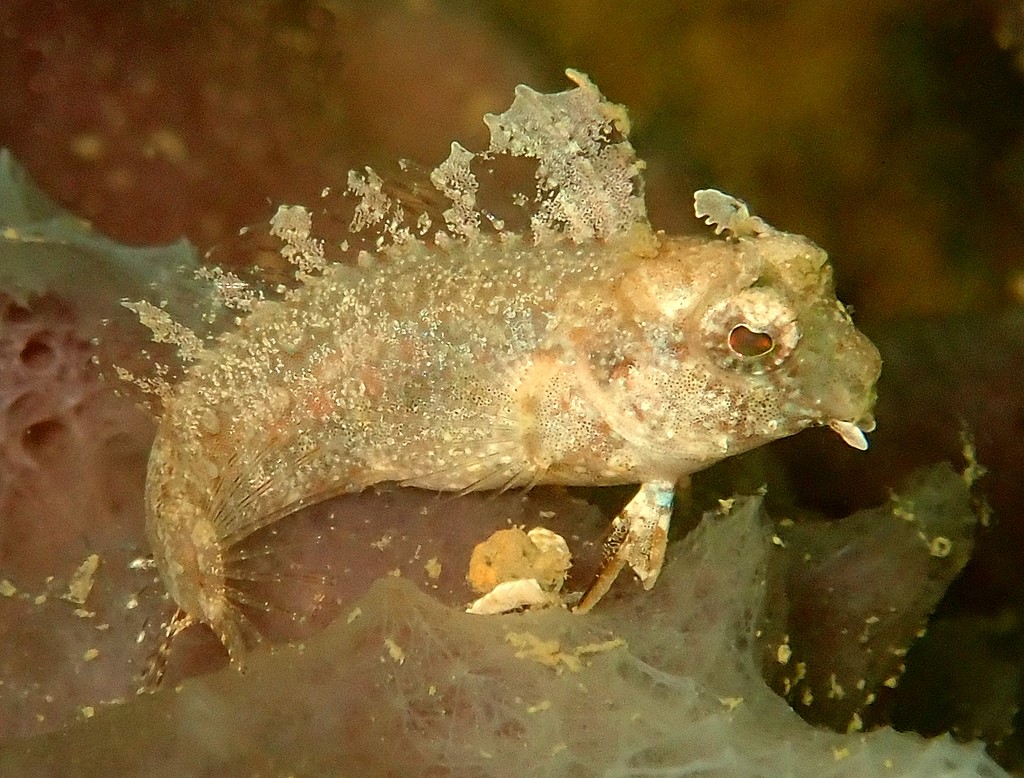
[[0, 291, 149, 577]]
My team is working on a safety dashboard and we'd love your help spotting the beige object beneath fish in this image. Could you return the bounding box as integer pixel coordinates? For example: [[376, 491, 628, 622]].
[[466, 527, 571, 615], [130, 70, 881, 664]]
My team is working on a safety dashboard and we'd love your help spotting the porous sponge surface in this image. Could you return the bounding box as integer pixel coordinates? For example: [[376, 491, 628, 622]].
[[0, 292, 143, 576]]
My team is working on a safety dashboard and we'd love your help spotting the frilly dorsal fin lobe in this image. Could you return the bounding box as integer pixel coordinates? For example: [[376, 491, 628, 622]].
[[320, 70, 650, 257], [693, 189, 774, 238], [483, 69, 648, 244], [429, 142, 481, 241]]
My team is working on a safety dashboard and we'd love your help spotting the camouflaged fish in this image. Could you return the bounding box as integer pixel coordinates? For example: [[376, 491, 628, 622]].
[[136, 70, 881, 663]]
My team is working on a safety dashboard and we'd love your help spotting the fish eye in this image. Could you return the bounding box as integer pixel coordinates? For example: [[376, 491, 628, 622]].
[[700, 288, 800, 373], [728, 324, 774, 357]]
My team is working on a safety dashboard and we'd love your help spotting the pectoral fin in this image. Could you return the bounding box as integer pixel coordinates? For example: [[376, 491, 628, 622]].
[[574, 479, 675, 613]]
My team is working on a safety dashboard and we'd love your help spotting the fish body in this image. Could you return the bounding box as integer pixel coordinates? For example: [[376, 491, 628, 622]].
[[140, 72, 881, 661]]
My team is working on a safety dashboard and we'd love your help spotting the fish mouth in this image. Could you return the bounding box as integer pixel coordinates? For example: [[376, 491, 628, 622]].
[[828, 416, 876, 451]]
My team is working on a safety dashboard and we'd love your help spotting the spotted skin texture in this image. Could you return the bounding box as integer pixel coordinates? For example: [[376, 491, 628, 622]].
[[140, 72, 881, 662]]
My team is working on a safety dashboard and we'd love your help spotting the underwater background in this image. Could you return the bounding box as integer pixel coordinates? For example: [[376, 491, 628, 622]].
[[1, 1, 1024, 775]]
